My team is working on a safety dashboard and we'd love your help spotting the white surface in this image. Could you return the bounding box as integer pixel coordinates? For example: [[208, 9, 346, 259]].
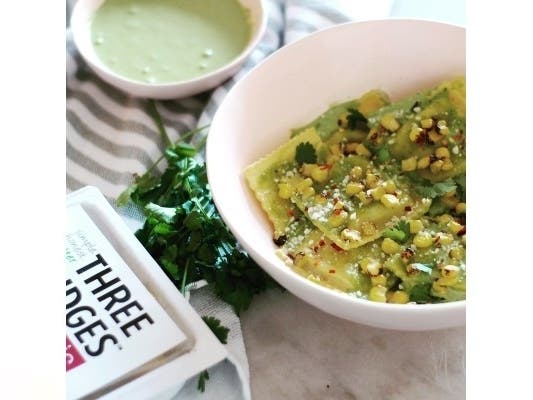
[[66, 187, 228, 399], [69, 0, 267, 99], [207, 20, 465, 330]]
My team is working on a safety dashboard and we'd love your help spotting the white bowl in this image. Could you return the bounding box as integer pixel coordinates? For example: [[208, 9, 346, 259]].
[[207, 19, 466, 331], [70, 0, 267, 99]]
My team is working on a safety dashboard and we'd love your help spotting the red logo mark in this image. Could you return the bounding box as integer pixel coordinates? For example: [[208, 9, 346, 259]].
[[66, 336, 85, 371]]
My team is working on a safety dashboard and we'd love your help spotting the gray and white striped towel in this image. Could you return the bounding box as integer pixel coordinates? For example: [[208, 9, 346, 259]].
[[66, 1, 393, 398]]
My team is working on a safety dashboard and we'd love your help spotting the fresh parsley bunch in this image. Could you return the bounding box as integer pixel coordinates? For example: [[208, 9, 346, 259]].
[[119, 128, 277, 315]]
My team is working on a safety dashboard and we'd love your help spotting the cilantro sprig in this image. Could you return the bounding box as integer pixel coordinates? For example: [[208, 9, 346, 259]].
[[383, 220, 411, 243], [295, 142, 317, 165], [118, 107, 277, 316]]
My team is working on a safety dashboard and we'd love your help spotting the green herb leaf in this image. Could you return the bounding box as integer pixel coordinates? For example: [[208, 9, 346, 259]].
[[376, 146, 390, 163], [121, 120, 278, 316], [295, 142, 317, 165], [413, 178, 457, 199], [197, 370, 209, 392], [383, 220, 411, 243], [346, 108, 368, 130], [410, 283, 439, 304], [202, 316, 229, 344]]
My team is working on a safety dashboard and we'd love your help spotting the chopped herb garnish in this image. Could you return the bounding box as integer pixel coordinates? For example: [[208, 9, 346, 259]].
[[376, 146, 390, 163], [383, 220, 410, 243], [295, 142, 317, 165], [412, 178, 457, 199], [119, 108, 278, 316], [410, 283, 439, 304], [346, 108, 368, 130], [202, 316, 229, 344], [197, 370, 209, 392]]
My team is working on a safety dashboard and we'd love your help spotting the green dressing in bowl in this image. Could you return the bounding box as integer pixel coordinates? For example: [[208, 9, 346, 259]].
[[91, 0, 251, 84]]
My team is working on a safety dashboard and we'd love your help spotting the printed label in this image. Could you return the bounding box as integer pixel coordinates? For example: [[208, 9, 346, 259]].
[[66, 205, 187, 399]]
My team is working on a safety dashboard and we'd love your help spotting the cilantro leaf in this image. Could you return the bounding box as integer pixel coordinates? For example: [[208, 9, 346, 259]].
[[295, 142, 317, 165], [121, 112, 279, 316], [383, 220, 411, 243], [202, 316, 229, 344], [376, 146, 390, 163], [413, 178, 456, 199], [410, 283, 440, 304], [346, 108, 368, 130], [197, 370, 209, 392]]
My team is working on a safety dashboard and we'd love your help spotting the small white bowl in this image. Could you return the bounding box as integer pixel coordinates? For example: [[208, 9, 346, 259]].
[[207, 19, 466, 331], [70, 0, 267, 99]]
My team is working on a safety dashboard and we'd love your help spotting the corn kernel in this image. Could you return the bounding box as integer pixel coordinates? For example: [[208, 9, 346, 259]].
[[381, 238, 401, 254], [432, 282, 447, 295], [436, 275, 458, 287], [389, 290, 409, 304], [413, 231, 433, 248], [333, 200, 345, 210], [455, 202, 466, 214], [435, 146, 450, 159], [420, 118, 434, 129], [356, 143, 372, 157], [341, 228, 361, 242], [428, 130, 443, 143], [302, 186, 315, 199], [370, 187, 386, 201], [441, 159, 454, 171], [436, 120, 448, 129], [296, 177, 313, 191], [365, 173, 380, 188], [369, 286, 387, 302], [417, 156, 431, 169], [357, 191, 372, 205], [346, 182, 364, 196], [442, 195, 459, 209], [314, 194, 328, 205], [311, 166, 329, 183], [344, 142, 359, 154], [409, 219, 424, 233], [449, 246, 465, 260], [447, 220, 464, 235], [371, 274, 387, 286], [437, 233, 454, 245], [436, 214, 453, 225], [383, 180, 397, 194], [438, 126, 450, 136], [278, 183, 293, 199], [380, 113, 400, 132], [360, 257, 379, 275], [409, 125, 422, 142], [350, 166, 363, 179], [441, 264, 460, 277], [361, 221, 377, 236], [430, 159, 444, 173], [328, 210, 347, 227], [381, 193, 400, 208], [402, 156, 417, 172], [300, 163, 315, 177]]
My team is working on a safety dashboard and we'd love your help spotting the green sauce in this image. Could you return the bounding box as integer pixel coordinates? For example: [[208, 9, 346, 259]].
[[91, 0, 251, 83]]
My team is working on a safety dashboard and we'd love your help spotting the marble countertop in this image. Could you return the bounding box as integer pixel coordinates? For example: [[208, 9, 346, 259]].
[[241, 290, 465, 399]]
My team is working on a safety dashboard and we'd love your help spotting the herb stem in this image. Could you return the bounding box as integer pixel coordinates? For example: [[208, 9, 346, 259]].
[[147, 100, 172, 147], [181, 258, 190, 294]]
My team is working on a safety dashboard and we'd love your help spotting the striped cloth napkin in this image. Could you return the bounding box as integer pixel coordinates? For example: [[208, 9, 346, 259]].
[[66, 1, 393, 398]]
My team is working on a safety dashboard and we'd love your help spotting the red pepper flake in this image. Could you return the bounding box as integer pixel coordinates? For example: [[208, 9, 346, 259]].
[[329, 269, 336, 274], [404, 205, 412, 212], [330, 243, 344, 252], [457, 226, 466, 236], [333, 209, 342, 215], [333, 197, 339, 205], [319, 164, 332, 170], [434, 235, 441, 244], [287, 253, 295, 260], [287, 209, 294, 217], [319, 239, 326, 247]]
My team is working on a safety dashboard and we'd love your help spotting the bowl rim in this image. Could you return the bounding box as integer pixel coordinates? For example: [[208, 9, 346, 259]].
[[70, 0, 268, 88], [206, 19, 466, 322]]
